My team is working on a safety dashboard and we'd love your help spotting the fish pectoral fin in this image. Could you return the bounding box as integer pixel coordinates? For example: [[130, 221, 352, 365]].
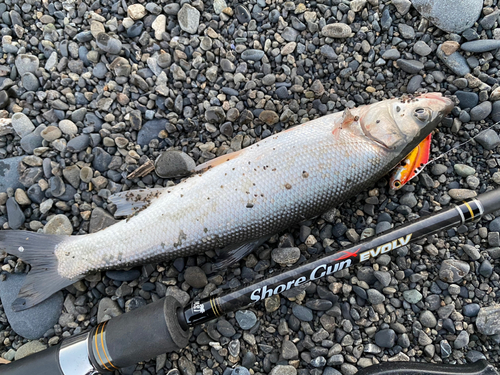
[[108, 188, 168, 217], [194, 149, 246, 173], [211, 236, 270, 272]]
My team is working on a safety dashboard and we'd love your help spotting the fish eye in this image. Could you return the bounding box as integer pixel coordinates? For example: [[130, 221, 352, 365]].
[[413, 108, 431, 122], [394, 180, 401, 188]]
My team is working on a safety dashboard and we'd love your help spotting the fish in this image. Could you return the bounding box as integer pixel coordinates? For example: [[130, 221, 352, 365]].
[[389, 133, 433, 190], [0, 92, 454, 311]]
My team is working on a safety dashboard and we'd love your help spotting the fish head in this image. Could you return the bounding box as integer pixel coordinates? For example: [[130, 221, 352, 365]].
[[359, 93, 454, 154]]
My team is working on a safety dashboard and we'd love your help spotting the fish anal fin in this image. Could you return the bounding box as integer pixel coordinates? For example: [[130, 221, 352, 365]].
[[212, 236, 270, 272], [194, 149, 245, 173], [108, 188, 168, 217]]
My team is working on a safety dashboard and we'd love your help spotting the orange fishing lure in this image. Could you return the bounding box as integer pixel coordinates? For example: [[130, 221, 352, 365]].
[[390, 134, 432, 190]]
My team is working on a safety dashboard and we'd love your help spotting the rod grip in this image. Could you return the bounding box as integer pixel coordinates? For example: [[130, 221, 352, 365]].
[[91, 296, 191, 370], [357, 360, 499, 375], [0, 345, 64, 375]]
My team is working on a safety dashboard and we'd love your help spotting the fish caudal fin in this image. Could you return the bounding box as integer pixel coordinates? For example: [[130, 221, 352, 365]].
[[0, 230, 78, 311]]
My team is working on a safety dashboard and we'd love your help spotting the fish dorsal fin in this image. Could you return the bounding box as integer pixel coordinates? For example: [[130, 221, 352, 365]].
[[194, 149, 245, 173], [108, 188, 168, 217]]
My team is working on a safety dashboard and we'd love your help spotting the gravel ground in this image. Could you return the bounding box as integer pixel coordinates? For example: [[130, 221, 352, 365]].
[[1, 0, 500, 374]]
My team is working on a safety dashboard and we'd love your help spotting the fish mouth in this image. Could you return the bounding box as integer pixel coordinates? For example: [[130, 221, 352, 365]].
[[418, 92, 455, 118]]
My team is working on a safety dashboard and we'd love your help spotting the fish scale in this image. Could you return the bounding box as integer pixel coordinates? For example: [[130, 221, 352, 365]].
[[0, 93, 455, 310]]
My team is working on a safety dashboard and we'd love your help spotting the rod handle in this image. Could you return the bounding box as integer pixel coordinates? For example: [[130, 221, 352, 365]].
[[0, 345, 64, 375], [477, 188, 500, 215]]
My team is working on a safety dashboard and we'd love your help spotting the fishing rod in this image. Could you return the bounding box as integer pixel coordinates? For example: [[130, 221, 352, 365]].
[[2, 188, 500, 375]]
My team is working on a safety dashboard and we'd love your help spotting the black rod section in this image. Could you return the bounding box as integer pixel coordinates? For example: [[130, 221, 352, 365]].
[[182, 191, 494, 327]]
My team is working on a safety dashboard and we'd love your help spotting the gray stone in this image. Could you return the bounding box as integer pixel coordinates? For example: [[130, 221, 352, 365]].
[[403, 290, 422, 304], [178, 4, 200, 34], [269, 366, 297, 375], [436, 45, 470, 76], [0, 274, 63, 339], [461, 244, 481, 261], [461, 40, 500, 53], [6, 197, 25, 229], [96, 33, 122, 54], [439, 259, 470, 283], [271, 247, 300, 265], [138, 119, 167, 146], [15, 54, 39, 76], [476, 129, 500, 150], [413, 41, 432, 56], [454, 164, 475, 177], [235, 310, 257, 330], [241, 49, 265, 61], [184, 267, 208, 288], [420, 310, 437, 327], [470, 101, 492, 122], [448, 189, 477, 200], [374, 329, 396, 348], [455, 91, 479, 109], [367, 289, 385, 304], [12, 113, 35, 137], [321, 23, 352, 38], [22, 72, 39, 91], [454, 330, 469, 349], [407, 75, 423, 94], [477, 305, 500, 335], [398, 24, 415, 39], [392, 0, 411, 15], [154, 150, 195, 178], [412, 0, 483, 33], [292, 304, 313, 321], [0, 156, 24, 193], [14, 341, 47, 360], [44, 214, 73, 235], [89, 207, 118, 233], [67, 134, 90, 152], [397, 59, 424, 74], [97, 297, 123, 323], [381, 49, 401, 60]]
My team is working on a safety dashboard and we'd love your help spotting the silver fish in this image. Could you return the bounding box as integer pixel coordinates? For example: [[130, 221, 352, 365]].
[[0, 93, 454, 310]]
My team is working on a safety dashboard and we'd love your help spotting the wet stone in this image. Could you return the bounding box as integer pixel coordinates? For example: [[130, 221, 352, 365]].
[[412, 0, 482, 33], [178, 4, 200, 34], [292, 304, 313, 321], [439, 259, 470, 283], [476, 129, 500, 150], [235, 310, 257, 330], [0, 274, 63, 339], [184, 267, 208, 288], [397, 59, 424, 74], [374, 329, 396, 348], [155, 150, 195, 178], [6, 197, 25, 229]]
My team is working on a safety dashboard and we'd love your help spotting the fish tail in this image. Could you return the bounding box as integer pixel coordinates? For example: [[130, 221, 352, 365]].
[[0, 230, 79, 311]]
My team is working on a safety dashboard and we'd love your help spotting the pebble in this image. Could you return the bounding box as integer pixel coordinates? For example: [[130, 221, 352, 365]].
[[476, 305, 500, 335], [0, 156, 24, 193], [137, 119, 167, 146], [439, 259, 470, 283], [184, 267, 208, 288], [412, 0, 483, 33], [241, 50, 265, 61], [14, 341, 47, 361], [217, 319, 236, 337], [269, 365, 297, 375], [235, 4, 251, 24], [461, 39, 500, 53], [403, 290, 422, 304], [470, 101, 492, 122], [292, 304, 313, 321], [461, 244, 480, 260], [455, 91, 479, 110], [11, 113, 35, 137], [271, 247, 300, 265], [396, 59, 424, 74], [374, 329, 396, 348], [178, 4, 200, 34], [463, 303, 480, 317], [448, 189, 477, 200], [476, 129, 500, 150], [420, 311, 437, 328], [154, 150, 195, 178], [321, 23, 352, 38], [0, 274, 63, 339], [235, 310, 257, 330], [6, 197, 25, 229], [413, 41, 432, 56], [96, 33, 122, 54], [454, 164, 475, 177], [15, 54, 39, 76], [97, 297, 123, 323], [44, 214, 73, 235], [436, 45, 470, 76], [127, 4, 146, 20], [89, 207, 118, 233]]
